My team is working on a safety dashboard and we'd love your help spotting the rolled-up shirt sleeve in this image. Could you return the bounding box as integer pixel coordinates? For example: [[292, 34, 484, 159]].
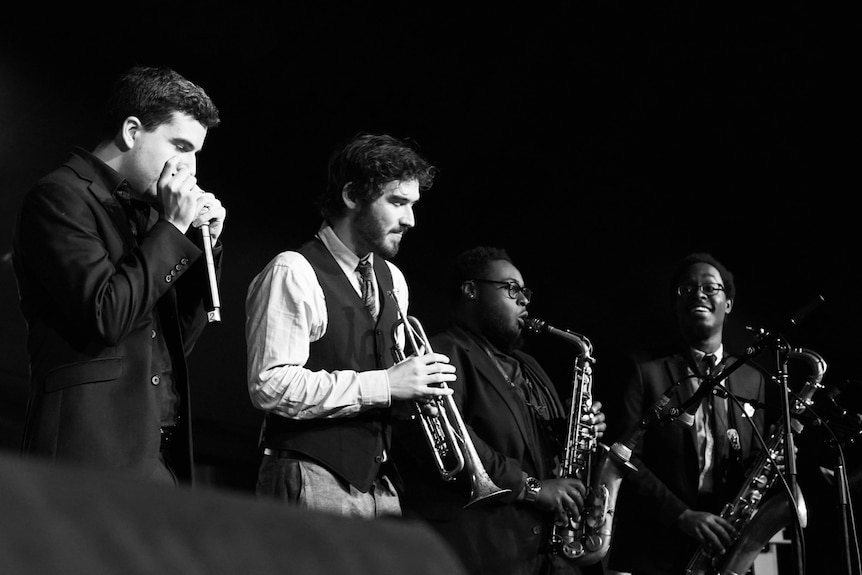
[[245, 251, 392, 419]]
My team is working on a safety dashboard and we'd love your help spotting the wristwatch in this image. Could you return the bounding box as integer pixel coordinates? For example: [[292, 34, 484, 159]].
[[524, 476, 542, 503]]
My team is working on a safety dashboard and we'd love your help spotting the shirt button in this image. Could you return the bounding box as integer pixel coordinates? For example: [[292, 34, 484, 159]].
[[151, 375, 161, 386]]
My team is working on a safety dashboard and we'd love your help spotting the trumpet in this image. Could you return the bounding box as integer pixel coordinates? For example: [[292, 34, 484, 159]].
[[388, 290, 511, 507]]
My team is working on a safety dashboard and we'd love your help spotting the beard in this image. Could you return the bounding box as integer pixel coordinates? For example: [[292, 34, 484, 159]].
[[353, 204, 405, 259], [478, 306, 524, 353]]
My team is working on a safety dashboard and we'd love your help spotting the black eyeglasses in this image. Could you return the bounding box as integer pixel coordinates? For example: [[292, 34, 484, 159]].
[[676, 283, 725, 297], [471, 279, 533, 301]]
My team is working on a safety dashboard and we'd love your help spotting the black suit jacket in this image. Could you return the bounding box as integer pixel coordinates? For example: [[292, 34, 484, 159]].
[[607, 346, 767, 575], [393, 324, 579, 575], [12, 148, 220, 483]]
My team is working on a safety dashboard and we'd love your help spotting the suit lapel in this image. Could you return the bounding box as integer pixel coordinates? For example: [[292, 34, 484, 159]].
[[449, 327, 538, 468], [663, 353, 703, 455], [723, 359, 753, 459], [66, 154, 139, 248]]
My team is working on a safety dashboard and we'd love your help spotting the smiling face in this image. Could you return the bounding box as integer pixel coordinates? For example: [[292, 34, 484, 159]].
[[350, 179, 419, 258], [674, 262, 733, 346]]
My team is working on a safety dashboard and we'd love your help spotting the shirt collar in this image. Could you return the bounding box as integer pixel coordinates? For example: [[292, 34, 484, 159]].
[[691, 345, 724, 365], [74, 147, 129, 198], [317, 222, 374, 275]]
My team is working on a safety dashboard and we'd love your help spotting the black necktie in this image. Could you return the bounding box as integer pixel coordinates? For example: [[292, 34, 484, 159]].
[[116, 182, 151, 238], [356, 258, 378, 320]]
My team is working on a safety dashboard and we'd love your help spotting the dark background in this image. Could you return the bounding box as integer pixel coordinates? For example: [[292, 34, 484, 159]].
[[1, 4, 857, 571]]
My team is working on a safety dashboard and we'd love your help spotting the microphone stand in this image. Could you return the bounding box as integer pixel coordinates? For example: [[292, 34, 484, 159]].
[[835, 456, 854, 575], [772, 334, 805, 575]]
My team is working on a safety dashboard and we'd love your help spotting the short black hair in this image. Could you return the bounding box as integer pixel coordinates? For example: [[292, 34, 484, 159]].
[[669, 252, 736, 301], [449, 246, 513, 304], [455, 246, 512, 283], [99, 66, 220, 142], [319, 133, 437, 219]]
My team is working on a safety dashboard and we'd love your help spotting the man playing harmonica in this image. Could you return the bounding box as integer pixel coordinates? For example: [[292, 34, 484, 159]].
[[12, 66, 226, 486]]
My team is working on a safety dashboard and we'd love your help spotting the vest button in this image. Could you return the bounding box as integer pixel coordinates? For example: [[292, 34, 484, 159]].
[[151, 375, 161, 385]]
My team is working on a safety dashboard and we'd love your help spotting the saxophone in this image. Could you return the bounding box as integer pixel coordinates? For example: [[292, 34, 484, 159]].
[[525, 318, 634, 566], [684, 347, 826, 575]]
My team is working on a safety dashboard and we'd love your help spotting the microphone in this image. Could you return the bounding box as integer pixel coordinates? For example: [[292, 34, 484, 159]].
[[200, 223, 221, 323], [671, 367, 725, 428]]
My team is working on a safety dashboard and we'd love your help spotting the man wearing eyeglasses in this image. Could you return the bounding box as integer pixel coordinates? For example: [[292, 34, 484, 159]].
[[392, 246, 606, 575], [605, 252, 767, 575]]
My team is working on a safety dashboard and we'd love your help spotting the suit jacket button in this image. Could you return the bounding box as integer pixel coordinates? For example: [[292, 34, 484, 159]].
[[532, 525, 542, 535], [374, 455, 384, 463], [151, 375, 161, 385]]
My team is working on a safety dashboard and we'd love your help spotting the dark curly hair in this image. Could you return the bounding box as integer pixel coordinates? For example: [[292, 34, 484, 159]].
[[318, 133, 437, 219], [669, 252, 736, 302], [98, 66, 220, 142]]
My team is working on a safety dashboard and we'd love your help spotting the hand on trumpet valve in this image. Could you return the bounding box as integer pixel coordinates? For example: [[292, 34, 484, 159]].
[[387, 352, 456, 402], [418, 399, 442, 417]]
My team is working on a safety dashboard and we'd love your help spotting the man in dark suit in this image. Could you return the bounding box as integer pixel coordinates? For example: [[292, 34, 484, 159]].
[[12, 66, 226, 486], [392, 246, 606, 575], [606, 252, 767, 575]]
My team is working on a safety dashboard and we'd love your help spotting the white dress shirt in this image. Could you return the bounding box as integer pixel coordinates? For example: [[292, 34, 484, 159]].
[[245, 223, 409, 420]]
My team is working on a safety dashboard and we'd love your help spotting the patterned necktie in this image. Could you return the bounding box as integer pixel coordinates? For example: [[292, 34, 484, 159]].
[[356, 258, 378, 320], [703, 354, 728, 487]]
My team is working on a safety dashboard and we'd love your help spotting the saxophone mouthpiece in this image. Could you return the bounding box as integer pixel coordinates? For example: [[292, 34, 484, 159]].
[[524, 318, 546, 333], [524, 318, 593, 355]]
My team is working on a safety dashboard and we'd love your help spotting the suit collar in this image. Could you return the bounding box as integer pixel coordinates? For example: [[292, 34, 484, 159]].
[[445, 324, 540, 468], [66, 148, 141, 247]]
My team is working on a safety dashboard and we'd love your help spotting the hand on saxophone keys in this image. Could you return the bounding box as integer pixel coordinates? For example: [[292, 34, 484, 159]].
[[678, 509, 737, 556], [581, 400, 607, 441], [532, 478, 588, 526]]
